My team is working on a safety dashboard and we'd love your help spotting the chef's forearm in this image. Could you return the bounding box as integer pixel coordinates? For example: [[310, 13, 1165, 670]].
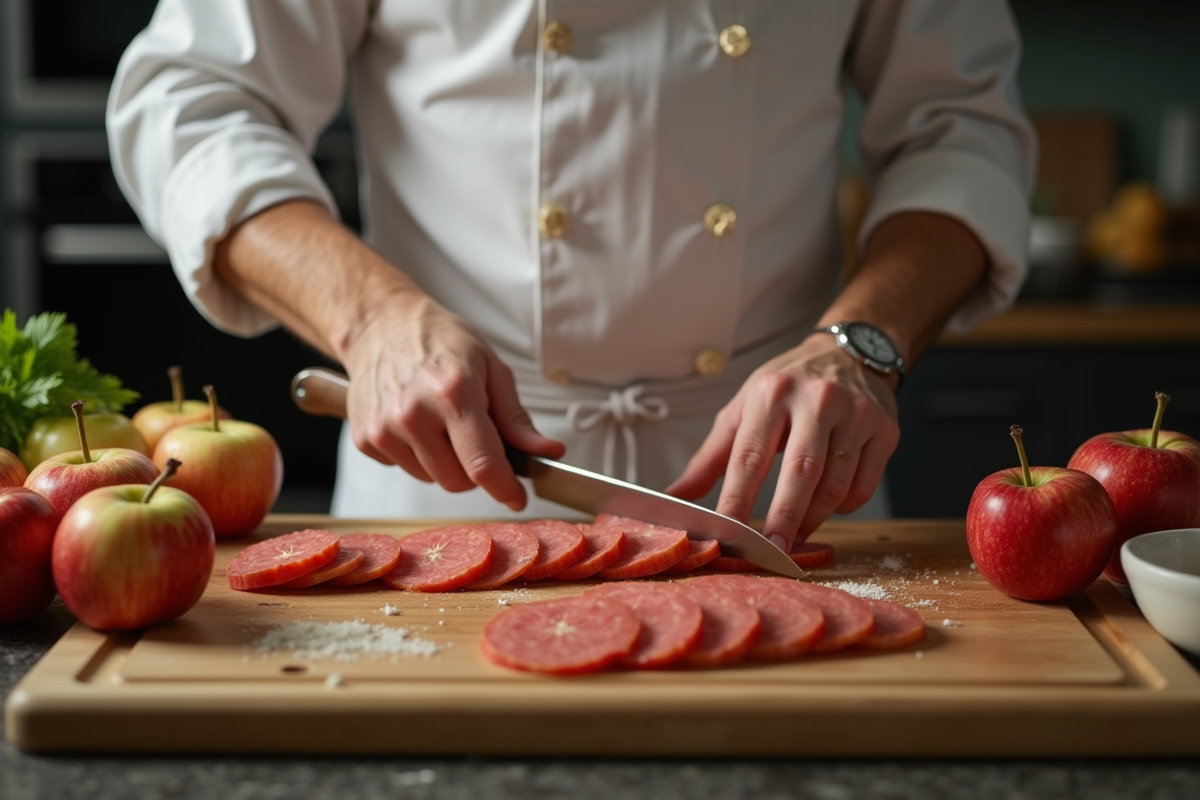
[[213, 200, 425, 364], [816, 211, 988, 372]]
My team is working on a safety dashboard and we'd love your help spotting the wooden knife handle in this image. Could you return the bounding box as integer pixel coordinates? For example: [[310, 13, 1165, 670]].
[[291, 368, 350, 419]]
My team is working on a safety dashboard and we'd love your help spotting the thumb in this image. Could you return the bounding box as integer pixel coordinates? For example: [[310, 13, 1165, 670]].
[[486, 356, 566, 459]]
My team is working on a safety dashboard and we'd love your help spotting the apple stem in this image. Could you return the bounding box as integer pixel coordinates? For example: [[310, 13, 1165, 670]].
[[71, 400, 91, 464], [203, 385, 220, 433], [1150, 392, 1170, 449], [169, 365, 184, 413], [1010, 424, 1032, 488], [144, 459, 181, 504]]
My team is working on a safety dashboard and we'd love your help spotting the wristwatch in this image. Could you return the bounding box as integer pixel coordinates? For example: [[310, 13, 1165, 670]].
[[813, 322, 906, 378]]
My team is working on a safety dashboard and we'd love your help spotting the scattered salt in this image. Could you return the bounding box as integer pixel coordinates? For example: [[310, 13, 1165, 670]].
[[932, 579, 940, 586], [381, 604, 400, 616], [880, 555, 906, 572], [913, 599, 934, 608], [325, 673, 343, 689], [942, 618, 961, 628], [498, 599, 509, 606], [914, 651, 924, 659], [821, 580, 891, 601], [254, 620, 441, 662], [438, 620, 445, 626], [438, 608, 445, 613], [969, 562, 977, 570]]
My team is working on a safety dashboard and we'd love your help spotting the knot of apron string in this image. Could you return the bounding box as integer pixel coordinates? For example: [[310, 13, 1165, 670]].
[[565, 385, 668, 483]]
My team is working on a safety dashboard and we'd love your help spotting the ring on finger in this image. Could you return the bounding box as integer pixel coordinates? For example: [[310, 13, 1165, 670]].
[[833, 449, 851, 459]]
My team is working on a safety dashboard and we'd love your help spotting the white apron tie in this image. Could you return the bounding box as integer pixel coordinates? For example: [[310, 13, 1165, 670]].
[[565, 385, 669, 483]]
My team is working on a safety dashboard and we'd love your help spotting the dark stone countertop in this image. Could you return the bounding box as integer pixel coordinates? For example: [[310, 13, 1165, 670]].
[[4, 600, 1200, 800]]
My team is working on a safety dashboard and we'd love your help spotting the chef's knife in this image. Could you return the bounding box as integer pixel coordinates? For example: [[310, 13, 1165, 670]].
[[291, 367, 806, 579]]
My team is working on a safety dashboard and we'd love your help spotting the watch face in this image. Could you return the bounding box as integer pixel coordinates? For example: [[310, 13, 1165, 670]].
[[845, 323, 898, 364]]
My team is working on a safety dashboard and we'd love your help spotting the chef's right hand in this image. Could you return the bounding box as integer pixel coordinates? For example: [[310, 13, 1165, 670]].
[[341, 291, 565, 510]]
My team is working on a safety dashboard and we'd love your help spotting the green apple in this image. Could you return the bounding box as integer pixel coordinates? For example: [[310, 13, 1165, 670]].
[[21, 412, 148, 471]]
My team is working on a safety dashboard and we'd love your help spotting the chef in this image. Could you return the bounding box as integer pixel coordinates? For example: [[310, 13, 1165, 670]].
[[107, 1, 1035, 553]]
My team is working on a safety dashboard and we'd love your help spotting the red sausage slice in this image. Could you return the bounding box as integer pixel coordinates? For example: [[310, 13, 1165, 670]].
[[857, 599, 926, 650], [279, 548, 364, 589], [664, 540, 721, 574], [226, 529, 340, 591], [519, 519, 587, 581], [480, 595, 641, 675], [686, 575, 824, 661], [708, 542, 835, 573], [326, 534, 404, 586], [382, 526, 494, 592], [766, 580, 875, 653], [586, 583, 703, 668], [553, 524, 627, 581], [464, 523, 541, 590], [676, 582, 762, 667], [593, 514, 690, 580]]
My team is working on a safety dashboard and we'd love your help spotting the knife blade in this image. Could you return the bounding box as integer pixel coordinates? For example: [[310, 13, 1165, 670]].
[[290, 367, 805, 579]]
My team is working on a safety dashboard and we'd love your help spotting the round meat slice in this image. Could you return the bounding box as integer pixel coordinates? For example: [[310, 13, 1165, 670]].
[[464, 523, 541, 590], [586, 583, 703, 668], [686, 575, 824, 661], [519, 519, 587, 581], [226, 529, 341, 591], [279, 548, 364, 589], [664, 540, 721, 574], [480, 595, 641, 675], [708, 542, 835, 573], [768, 580, 874, 653], [382, 526, 494, 592], [676, 582, 762, 667], [325, 533, 404, 586], [593, 514, 690, 580], [553, 524, 626, 581], [857, 599, 926, 650]]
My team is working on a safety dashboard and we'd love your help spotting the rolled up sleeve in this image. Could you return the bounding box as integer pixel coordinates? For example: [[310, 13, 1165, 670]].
[[106, 0, 370, 336], [849, 0, 1038, 334]]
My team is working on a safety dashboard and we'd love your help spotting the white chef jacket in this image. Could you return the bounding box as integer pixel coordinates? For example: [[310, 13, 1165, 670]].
[[107, 0, 1035, 519]]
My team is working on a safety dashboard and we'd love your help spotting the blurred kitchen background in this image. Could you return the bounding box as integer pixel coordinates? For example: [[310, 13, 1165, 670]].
[[0, 0, 1198, 517]]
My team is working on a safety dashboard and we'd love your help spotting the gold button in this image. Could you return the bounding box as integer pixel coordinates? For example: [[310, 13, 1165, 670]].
[[544, 20, 572, 54], [719, 24, 751, 58], [703, 203, 737, 237], [694, 347, 726, 377], [539, 203, 569, 239], [546, 368, 571, 384]]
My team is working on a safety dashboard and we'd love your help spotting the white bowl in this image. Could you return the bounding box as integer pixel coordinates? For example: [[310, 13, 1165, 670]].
[[1122, 529, 1200, 656]]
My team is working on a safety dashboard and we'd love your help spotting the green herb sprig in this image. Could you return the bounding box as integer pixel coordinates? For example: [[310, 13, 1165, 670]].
[[0, 310, 138, 453]]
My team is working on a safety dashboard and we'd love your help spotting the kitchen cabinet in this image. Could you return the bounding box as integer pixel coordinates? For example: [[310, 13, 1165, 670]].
[[886, 304, 1200, 518]]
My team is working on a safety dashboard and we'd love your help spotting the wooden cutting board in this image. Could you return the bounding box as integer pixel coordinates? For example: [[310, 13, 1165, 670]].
[[6, 517, 1200, 756]]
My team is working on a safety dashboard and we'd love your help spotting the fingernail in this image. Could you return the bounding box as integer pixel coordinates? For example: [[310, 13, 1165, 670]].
[[768, 534, 788, 552], [506, 500, 523, 512]]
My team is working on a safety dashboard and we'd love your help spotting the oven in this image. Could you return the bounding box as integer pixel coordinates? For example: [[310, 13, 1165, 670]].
[[5, 129, 360, 511]]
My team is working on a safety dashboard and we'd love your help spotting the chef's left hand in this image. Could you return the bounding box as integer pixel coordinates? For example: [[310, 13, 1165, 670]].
[[665, 333, 899, 552]]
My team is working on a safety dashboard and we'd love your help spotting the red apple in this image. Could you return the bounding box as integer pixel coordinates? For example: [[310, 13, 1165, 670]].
[[1068, 392, 1200, 586], [24, 401, 159, 518], [21, 410, 148, 471], [967, 425, 1117, 601], [0, 487, 59, 626], [131, 365, 231, 454], [52, 460, 215, 630], [152, 385, 282, 537], [1, 446, 27, 487]]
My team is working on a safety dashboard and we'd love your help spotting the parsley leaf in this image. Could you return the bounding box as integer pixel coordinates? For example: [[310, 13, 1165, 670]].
[[0, 310, 138, 453]]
